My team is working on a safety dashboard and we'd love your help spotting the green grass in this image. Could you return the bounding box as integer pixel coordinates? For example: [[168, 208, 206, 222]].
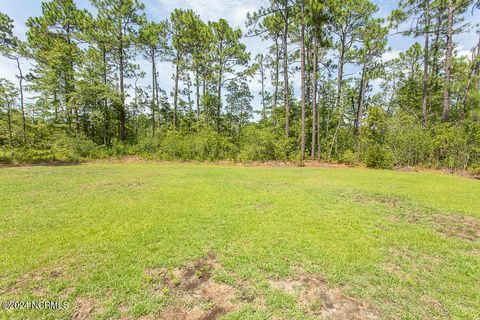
[[0, 162, 479, 319]]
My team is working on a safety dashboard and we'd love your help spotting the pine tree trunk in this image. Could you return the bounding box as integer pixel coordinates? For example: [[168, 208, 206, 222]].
[[53, 91, 58, 123], [152, 49, 157, 134], [260, 55, 266, 119], [317, 91, 321, 161], [273, 36, 279, 127], [187, 74, 192, 114], [311, 36, 318, 160], [355, 65, 367, 135], [283, 0, 290, 139], [102, 47, 110, 146], [196, 69, 200, 120], [16, 58, 26, 144], [174, 57, 179, 130], [203, 75, 208, 125], [217, 66, 223, 132], [442, 0, 453, 122], [119, 40, 126, 140], [335, 38, 345, 110], [300, 0, 306, 160], [7, 102, 12, 145], [422, 0, 430, 126]]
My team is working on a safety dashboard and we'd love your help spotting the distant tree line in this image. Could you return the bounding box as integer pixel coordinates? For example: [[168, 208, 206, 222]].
[[0, 0, 479, 171]]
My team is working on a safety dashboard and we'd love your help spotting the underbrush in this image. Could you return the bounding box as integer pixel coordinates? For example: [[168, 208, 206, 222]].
[[1, 120, 480, 175]]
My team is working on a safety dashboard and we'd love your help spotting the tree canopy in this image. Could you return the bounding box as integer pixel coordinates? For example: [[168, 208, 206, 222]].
[[0, 0, 479, 172]]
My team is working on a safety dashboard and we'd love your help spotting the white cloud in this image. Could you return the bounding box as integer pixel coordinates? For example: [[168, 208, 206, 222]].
[[147, 0, 264, 29], [382, 50, 400, 62], [455, 45, 475, 60], [0, 57, 18, 83]]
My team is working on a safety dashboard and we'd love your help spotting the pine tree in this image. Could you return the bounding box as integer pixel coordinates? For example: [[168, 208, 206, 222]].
[[91, 0, 145, 140], [138, 21, 170, 134], [1, 11, 27, 142], [209, 19, 249, 131]]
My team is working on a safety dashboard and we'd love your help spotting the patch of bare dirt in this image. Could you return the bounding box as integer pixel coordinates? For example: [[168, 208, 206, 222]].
[[49, 268, 63, 279], [269, 274, 379, 319], [339, 191, 405, 210], [1, 266, 75, 302], [431, 214, 480, 242], [463, 248, 480, 256], [396, 166, 420, 172], [146, 253, 239, 320], [72, 298, 98, 320]]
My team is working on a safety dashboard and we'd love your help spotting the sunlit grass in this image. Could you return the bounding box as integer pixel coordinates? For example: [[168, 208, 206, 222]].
[[0, 162, 479, 319]]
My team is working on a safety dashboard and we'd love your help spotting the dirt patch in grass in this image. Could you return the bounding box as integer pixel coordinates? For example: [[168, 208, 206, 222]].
[[146, 253, 239, 320], [339, 191, 405, 209], [463, 248, 480, 256], [344, 191, 480, 242], [269, 274, 378, 319], [393, 209, 480, 242], [2, 270, 46, 297], [72, 297, 100, 320], [428, 214, 480, 242]]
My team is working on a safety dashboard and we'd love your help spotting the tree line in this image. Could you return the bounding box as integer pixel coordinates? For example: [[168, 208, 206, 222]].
[[0, 0, 479, 171]]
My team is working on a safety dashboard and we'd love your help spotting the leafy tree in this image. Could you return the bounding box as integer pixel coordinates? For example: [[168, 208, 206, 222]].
[[169, 9, 203, 129], [330, 0, 376, 111], [91, 0, 146, 141], [441, 0, 471, 121], [390, 0, 434, 126], [226, 79, 253, 137], [27, 0, 90, 134], [209, 19, 249, 131], [354, 18, 388, 136], [138, 21, 169, 134]]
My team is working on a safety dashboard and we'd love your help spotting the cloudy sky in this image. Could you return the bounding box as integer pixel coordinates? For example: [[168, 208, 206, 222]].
[[0, 0, 478, 116]]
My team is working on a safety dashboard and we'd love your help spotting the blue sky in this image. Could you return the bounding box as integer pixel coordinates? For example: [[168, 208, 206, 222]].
[[0, 0, 478, 115]]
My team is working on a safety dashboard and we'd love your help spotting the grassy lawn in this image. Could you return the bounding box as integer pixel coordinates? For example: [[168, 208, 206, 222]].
[[0, 162, 479, 319]]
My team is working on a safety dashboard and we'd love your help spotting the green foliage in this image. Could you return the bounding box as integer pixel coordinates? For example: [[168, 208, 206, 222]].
[[386, 113, 434, 167], [0, 1, 479, 172], [139, 128, 236, 161], [362, 106, 394, 169], [238, 125, 288, 162], [341, 149, 358, 166], [432, 123, 470, 170], [364, 143, 394, 169]]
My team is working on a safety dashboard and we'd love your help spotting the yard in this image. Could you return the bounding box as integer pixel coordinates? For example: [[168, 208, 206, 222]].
[[0, 162, 479, 319]]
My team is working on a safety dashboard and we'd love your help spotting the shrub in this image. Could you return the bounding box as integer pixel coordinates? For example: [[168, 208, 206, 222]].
[[364, 144, 394, 169], [341, 149, 358, 166], [432, 123, 469, 170], [239, 126, 287, 162], [386, 114, 434, 167]]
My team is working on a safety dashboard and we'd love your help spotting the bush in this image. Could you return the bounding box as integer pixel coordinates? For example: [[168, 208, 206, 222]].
[[152, 128, 236, 161], [341, 149, 358, 166], [364, 144, 394, 169], [386, 114, 434, 167], [432, 123, 469, 170], [238, 126, 288, 162]]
